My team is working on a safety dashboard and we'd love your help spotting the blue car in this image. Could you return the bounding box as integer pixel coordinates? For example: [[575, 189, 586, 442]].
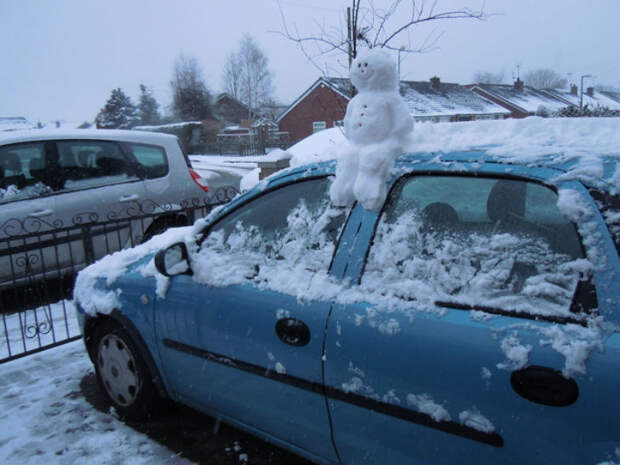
[[75, 150, 619, 465]]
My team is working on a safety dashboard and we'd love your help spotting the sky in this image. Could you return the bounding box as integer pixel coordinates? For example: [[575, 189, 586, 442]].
[[2, 0, 620, 124]]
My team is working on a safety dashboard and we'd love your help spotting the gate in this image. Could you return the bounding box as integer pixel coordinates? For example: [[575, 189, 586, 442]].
[[0, 186, 238, 364]]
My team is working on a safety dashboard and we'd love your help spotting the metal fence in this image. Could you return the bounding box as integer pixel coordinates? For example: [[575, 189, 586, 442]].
[[0, 186, 238, 364]]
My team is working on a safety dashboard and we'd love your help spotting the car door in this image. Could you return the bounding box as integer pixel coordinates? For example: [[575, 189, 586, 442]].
[[155, 176, 349, 463], [324, 172, 619, 464]]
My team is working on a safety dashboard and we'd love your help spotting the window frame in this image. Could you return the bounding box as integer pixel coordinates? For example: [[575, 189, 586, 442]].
[[312, 121, 327, 133]]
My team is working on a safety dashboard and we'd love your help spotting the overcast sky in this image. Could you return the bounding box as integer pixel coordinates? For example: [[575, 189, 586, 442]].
[[2, 0, 619, 124]]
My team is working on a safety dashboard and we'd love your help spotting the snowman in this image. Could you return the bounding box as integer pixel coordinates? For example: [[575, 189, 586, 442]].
[[330, 49, 413, 211]]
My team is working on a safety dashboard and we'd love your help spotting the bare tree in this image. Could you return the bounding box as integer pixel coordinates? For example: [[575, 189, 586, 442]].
[[170, 53, 213, 121], [523, 68, 568, 89], [277, 0, 487, 71], [222, 34, 274, 119], [222, 52, 242, 101], [472, 70, 504, 84]]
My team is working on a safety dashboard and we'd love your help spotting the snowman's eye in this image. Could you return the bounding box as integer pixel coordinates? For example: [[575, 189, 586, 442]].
[[357, 63, 361, 68], [364, 62, 368, 67]]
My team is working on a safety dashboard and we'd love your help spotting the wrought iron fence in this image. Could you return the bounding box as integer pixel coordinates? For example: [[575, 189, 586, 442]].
[[0, 186, 238, 364]]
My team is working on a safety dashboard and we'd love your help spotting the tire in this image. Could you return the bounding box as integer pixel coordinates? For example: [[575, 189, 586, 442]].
[[91, 321, 159, 420]]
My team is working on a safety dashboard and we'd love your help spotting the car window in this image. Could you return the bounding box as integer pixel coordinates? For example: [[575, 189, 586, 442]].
[[125, 143, 169, 179], [193, 177, 348, 282], [56, 140, 136, 191], [0, 142, 51, 203], [362, 175, 588, 319]]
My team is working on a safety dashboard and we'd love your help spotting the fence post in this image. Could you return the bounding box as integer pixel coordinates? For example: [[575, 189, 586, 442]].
[[81, 225, 95, 264]]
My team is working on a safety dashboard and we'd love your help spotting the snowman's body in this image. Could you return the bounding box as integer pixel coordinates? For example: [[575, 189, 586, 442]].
[[330, 50, 413, 211]]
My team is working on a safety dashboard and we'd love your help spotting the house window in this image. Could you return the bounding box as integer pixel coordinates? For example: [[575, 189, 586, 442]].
[[334, 120, 344, 128], [313, 121, 327, 133]]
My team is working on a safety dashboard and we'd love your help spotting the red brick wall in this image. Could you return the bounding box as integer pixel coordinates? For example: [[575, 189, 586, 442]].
[[279, 84, 349, 142]]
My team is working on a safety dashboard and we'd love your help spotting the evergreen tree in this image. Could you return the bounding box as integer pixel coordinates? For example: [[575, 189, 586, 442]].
[[95, 88, 138, 129], [170, 54, 213, 121], [137, 84, 160, 126]]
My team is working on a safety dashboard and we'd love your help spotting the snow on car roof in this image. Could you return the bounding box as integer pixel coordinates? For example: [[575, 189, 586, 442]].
[[287, 118, 620, 193], [0, 128, 178, 145]]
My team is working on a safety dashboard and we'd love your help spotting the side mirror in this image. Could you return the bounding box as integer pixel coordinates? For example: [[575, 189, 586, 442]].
[[154, 242, 192, 277]]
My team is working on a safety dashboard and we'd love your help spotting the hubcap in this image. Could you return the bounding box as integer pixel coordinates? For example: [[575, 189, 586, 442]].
[[97, 334, 140, 407]]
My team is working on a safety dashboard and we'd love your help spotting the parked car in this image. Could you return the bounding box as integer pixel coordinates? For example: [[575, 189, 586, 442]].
[[75, 150, 619, 465], [0, 129, 219, 300]]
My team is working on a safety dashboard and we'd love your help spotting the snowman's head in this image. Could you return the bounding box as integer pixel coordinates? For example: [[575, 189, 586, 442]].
[[350, 49, 398, 92]]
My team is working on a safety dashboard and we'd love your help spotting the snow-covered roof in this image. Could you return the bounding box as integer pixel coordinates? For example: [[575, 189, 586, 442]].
[[599, 90, 620, 104], [543, 89, 620, 111], [472, 84, 569, 113], [0, 117, 36, 132], [399, 81, 509, 117], [0, 128, 178, 145], [280, 76, 510, 122], [134, 121, 203, 130]]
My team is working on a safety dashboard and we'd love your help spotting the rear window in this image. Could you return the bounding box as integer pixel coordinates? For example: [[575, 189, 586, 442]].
[[126, 143, 169, 179]]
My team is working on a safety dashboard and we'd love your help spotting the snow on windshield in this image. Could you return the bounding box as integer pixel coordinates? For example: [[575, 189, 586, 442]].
[[361, 209, 590, 319], [190, 198, 346, 299]]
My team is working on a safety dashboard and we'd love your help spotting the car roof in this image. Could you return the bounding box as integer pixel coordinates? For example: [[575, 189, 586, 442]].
[[266, 149, 618, 195], [0, 128, 178, 145]]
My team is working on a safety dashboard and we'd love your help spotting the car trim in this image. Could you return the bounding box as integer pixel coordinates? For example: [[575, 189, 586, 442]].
[[163, 338, 504, 448]]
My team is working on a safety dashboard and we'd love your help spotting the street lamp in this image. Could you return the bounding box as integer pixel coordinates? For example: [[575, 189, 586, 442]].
[[580, 74, 592, 110]]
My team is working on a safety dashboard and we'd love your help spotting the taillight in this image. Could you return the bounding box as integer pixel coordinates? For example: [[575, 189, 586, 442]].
[[189, 168, 209, 192]]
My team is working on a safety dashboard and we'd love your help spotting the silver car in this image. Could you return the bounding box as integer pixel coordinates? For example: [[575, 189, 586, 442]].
[[0, 129, 224, 297]]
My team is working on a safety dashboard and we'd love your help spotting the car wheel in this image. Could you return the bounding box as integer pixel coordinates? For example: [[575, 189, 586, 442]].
[[92, 321, 158, 420]]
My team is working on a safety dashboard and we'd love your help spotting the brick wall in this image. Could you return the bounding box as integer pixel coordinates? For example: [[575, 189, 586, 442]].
[[279, 84, 349, 142]]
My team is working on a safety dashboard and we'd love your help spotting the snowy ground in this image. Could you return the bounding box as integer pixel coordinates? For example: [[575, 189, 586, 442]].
[[0, 340, 192, 464]]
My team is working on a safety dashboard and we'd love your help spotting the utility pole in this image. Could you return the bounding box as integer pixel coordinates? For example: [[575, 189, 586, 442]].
[[580, 74, 592, 110], [347, 6, 352, 69]]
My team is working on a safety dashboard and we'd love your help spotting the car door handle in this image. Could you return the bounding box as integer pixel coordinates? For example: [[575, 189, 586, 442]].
[[119, 194, 139, 202], [28, 209, 53, 217], [275, 318, 311, 347], [511, 365, 579, 406]]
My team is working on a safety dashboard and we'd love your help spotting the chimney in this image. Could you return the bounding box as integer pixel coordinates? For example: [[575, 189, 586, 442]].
[[430, 76, 440, 90], [570, 84, 578, 95], [514, 77, 524, 91], [586, 86, 594, 97]]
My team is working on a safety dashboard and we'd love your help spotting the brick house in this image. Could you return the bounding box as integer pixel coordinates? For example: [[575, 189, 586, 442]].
[[277, 77, 351, 143], [278, 76, 510, 143], [213, 93, 251, 124]]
